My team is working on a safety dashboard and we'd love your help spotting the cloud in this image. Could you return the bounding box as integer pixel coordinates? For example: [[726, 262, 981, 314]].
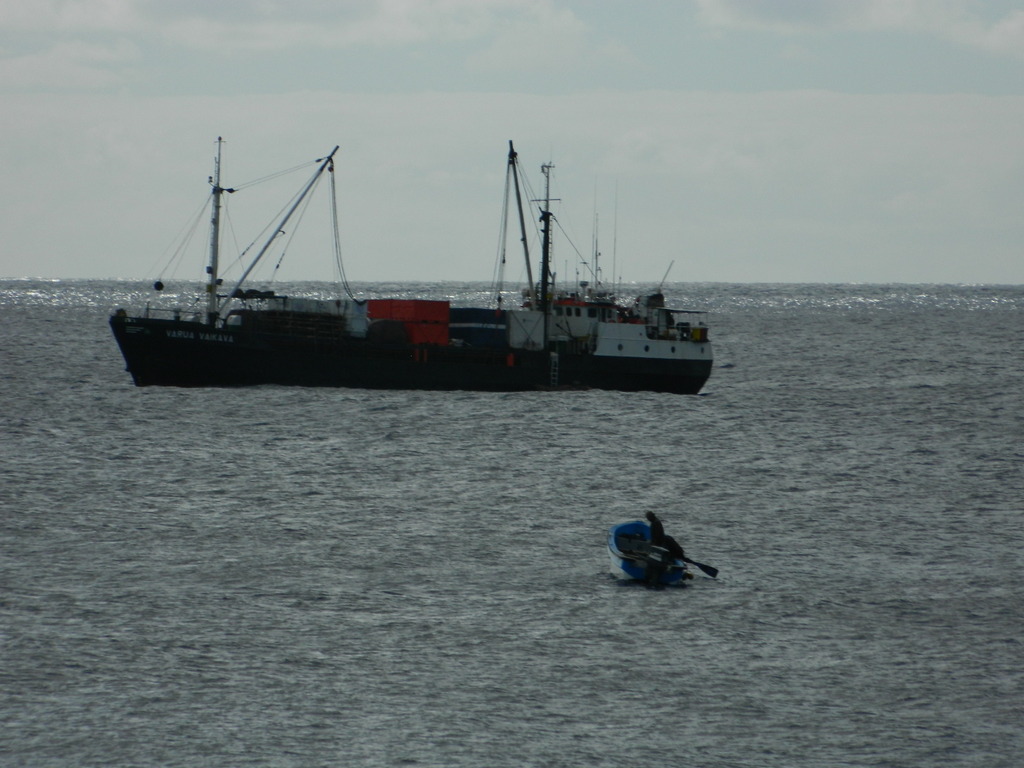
[[154, 0, 574, 53], [695, 0, 1024, 58], [0, 0, 140, 90], [694, 0, 969, 31], [695, 0, 850, 30], [0, 0, 618, 92], [0, 38, 138, 89], [0, 0, 593, 55], [0, 0, 141, 31], [977, 9, 1024, 57], [466, 2, 636, 75]]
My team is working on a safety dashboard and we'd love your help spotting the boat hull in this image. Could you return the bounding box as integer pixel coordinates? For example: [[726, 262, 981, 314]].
[[608, 520, 689, 585], [110, 315, 712, 393]]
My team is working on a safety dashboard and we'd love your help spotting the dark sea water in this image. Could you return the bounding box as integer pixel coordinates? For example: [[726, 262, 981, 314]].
[[2, 279, 1022, 768]]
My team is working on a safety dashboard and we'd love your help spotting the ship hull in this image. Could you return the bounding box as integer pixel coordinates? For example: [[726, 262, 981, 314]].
[[110, 315, 712, 394]]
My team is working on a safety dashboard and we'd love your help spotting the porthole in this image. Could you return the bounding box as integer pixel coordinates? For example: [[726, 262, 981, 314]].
[[617, 344, 623, 351]]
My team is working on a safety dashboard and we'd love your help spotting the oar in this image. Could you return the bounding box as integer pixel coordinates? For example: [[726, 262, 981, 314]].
[[682, 556, 718, 578]]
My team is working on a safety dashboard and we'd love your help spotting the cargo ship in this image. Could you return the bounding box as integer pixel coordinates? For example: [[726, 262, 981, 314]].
[[110, 140, 712, 394]]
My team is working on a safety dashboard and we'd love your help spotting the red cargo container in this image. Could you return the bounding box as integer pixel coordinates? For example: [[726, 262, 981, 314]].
[[404, 322, 449, 346], [368, 299, 449, 323]]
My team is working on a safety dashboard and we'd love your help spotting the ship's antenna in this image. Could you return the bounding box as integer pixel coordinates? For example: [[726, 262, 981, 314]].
[[591, 183, 599, 290], [613, 182, 619, 297]]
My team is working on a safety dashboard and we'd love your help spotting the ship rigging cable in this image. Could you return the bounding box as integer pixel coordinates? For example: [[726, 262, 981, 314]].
[[328, 157, 357, 301]]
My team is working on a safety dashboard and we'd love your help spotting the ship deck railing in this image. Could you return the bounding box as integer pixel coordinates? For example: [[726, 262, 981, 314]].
[[134, 305, 205, 322]]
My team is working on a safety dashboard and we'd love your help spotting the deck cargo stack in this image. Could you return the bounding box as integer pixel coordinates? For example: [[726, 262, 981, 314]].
[[367, 299, 450, 345]]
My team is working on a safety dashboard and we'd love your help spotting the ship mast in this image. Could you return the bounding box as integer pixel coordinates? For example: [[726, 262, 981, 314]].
[[205, 137, 233, 325], [539, 161, 555, 348]]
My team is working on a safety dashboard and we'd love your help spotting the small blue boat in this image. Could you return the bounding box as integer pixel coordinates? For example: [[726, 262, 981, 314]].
[[607, 520, 692, 585]]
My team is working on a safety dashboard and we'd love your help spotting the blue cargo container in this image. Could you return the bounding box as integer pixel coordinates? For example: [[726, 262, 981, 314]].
[[449, 307, 507, 348]]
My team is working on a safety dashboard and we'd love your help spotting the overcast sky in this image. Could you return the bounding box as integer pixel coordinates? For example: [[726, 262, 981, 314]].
[[3, 0, 1023, 285]]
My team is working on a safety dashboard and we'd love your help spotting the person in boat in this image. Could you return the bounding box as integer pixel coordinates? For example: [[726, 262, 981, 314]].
[[645, 511, 685, 563]]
